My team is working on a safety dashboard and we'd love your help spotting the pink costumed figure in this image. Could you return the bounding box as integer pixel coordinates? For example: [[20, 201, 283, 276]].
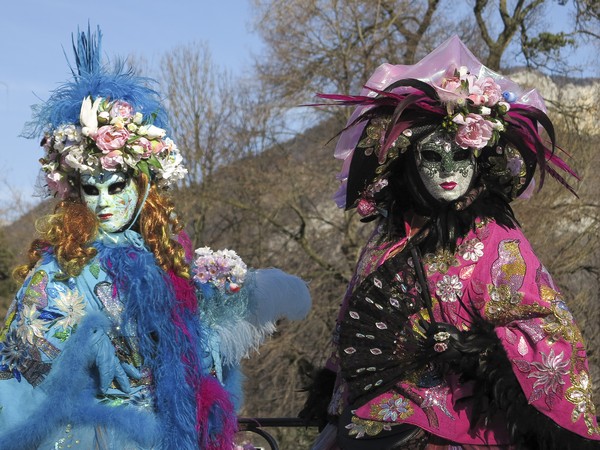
[[302, 36, 600, 450]]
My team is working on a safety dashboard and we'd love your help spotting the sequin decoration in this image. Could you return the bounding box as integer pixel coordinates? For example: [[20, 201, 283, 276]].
[[22, 271, 49, 309], [565, 371, 600, 435], [94, 281, 123, 324], [420, 385, 454, 420], [345, 414, 393, 438], [369, 394, 414, 422]]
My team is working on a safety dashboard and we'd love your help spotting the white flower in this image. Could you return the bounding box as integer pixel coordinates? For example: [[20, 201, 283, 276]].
[[157, 146, 187, 186], [459, 239, 484, 262], [63, 146, 94, 173], [98, 111, 110, 122], [436, 275, 463, 303], [54, 289, 86, 331], [138, 124, 166, 139], [80, 96, 102, 137], [528, 349, 569, 394], [133, 112, 143, 124], [110, 116, 126, 129], [16, 304, 48, 345]]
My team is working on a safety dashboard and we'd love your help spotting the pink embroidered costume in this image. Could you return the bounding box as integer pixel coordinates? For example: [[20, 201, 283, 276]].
[[302, 36, 600, 449]]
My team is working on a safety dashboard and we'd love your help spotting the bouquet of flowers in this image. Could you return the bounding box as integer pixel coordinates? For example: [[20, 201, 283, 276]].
[[192, 247, 248, 294]]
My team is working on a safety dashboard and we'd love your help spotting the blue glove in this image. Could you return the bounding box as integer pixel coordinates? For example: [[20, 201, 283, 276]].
[[89, 326, 136, 394]]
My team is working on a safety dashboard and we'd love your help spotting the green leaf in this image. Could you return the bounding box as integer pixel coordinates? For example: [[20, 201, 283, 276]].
[[53, 329, 71, 342], [146, 154, 163, 169], [138, 160, 150, 178], [89, 262, 101, 279]]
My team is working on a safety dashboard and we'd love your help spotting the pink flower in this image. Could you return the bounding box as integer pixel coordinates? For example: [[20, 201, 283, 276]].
[[110, 100, 134, 119], [453, 113, 494, 149], [478, 77, 503, 106], [46, 171, 71, 198], [133, 137, 154, 157], [441, 75, 462, 93], [94, 125, 130, 153], [151, 139, 166, 155], [100, 150, 124, 171], [468, 77, 502, 107]]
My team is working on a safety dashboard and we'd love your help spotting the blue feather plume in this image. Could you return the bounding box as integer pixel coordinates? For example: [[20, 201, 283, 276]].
[[22, 24, 168, 139]]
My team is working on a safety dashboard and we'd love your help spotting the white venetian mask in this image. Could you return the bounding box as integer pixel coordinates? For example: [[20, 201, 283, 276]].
[[415, 130, 475, 203], [80, 171, 140, 233]]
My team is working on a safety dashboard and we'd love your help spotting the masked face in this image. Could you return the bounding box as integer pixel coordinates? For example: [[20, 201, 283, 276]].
[[415, 130, 475, 202], [80, 172, 139, 233]]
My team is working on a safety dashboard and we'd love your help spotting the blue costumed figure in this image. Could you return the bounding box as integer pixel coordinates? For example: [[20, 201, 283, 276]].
[[0, 26, 311, 450]]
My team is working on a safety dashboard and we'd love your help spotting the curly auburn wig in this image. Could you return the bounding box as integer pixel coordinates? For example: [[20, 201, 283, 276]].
[[14, 174, 189, 282]]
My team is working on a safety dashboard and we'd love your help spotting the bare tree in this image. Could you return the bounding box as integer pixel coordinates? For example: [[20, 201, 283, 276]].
[[159, 43, 284, 243], [573, 0, 600, 41], [251, 0, 445, 109]]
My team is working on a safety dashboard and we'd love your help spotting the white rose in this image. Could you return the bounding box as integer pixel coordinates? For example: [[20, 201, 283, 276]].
[[138, 125, 166, 139]]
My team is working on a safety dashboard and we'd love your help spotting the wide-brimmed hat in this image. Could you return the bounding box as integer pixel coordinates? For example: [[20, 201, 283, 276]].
[[317, 36, 577, 215]]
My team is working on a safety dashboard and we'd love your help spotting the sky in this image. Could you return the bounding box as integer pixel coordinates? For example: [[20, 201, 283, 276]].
[[0, 1, 596, 220], [0, 1, 263, 216]]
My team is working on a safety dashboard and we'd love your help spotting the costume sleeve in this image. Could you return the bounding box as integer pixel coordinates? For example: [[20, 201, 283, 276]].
[[0, 254, 88, 430], [465, 223, 600, 443], [196, 267, 311, 368], [0, 254, 88, 388]]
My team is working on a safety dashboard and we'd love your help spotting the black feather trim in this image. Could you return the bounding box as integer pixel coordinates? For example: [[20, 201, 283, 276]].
[[298, 367, 337, 431]]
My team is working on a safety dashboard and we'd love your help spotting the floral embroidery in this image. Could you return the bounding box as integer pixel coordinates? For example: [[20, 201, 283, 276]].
[[0, 329, 25, 371], [16, 305, 48, 345], [436, 275, 462, 303], [54, 289, 86, 331], [513, 348, 569, 408], [529, 349, 569, 395], [345, 415, 392, 438], [423, 249, 459, 275], [458, 238, 484, 262], [565, 371, 600, 435], [370, 394, 414, 421], [485, 284, 547, 323]]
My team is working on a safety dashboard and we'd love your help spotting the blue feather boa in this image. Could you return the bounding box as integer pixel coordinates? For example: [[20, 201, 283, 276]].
[[95, 241, 207, 449]]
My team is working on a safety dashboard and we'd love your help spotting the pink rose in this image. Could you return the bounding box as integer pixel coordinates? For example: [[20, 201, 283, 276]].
[[94, 125, 129, 152], [151, 139, 166, 155], [478, 77, 503, 106], [100, 150, 124, 171], [453, 114, 494, 149], [441, 76, 462, 93], [134, 137, 154, 157], [469, 77, 502, 107], [110, 100, 134, 119]]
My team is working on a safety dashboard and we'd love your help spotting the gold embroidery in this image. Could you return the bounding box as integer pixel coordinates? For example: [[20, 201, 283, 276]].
[[542, 299, 583, 345], [485, 284, 548, 324], [566, 371, 600, 436], [423, 249, 459, 275]]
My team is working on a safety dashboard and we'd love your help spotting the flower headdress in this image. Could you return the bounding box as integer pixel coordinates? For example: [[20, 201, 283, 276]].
[[317, 36, 578, 215], [23, 26, 187, 198]]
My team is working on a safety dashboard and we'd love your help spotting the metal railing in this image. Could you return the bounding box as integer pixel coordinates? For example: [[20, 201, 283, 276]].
[[237, 417, 320, 450]]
